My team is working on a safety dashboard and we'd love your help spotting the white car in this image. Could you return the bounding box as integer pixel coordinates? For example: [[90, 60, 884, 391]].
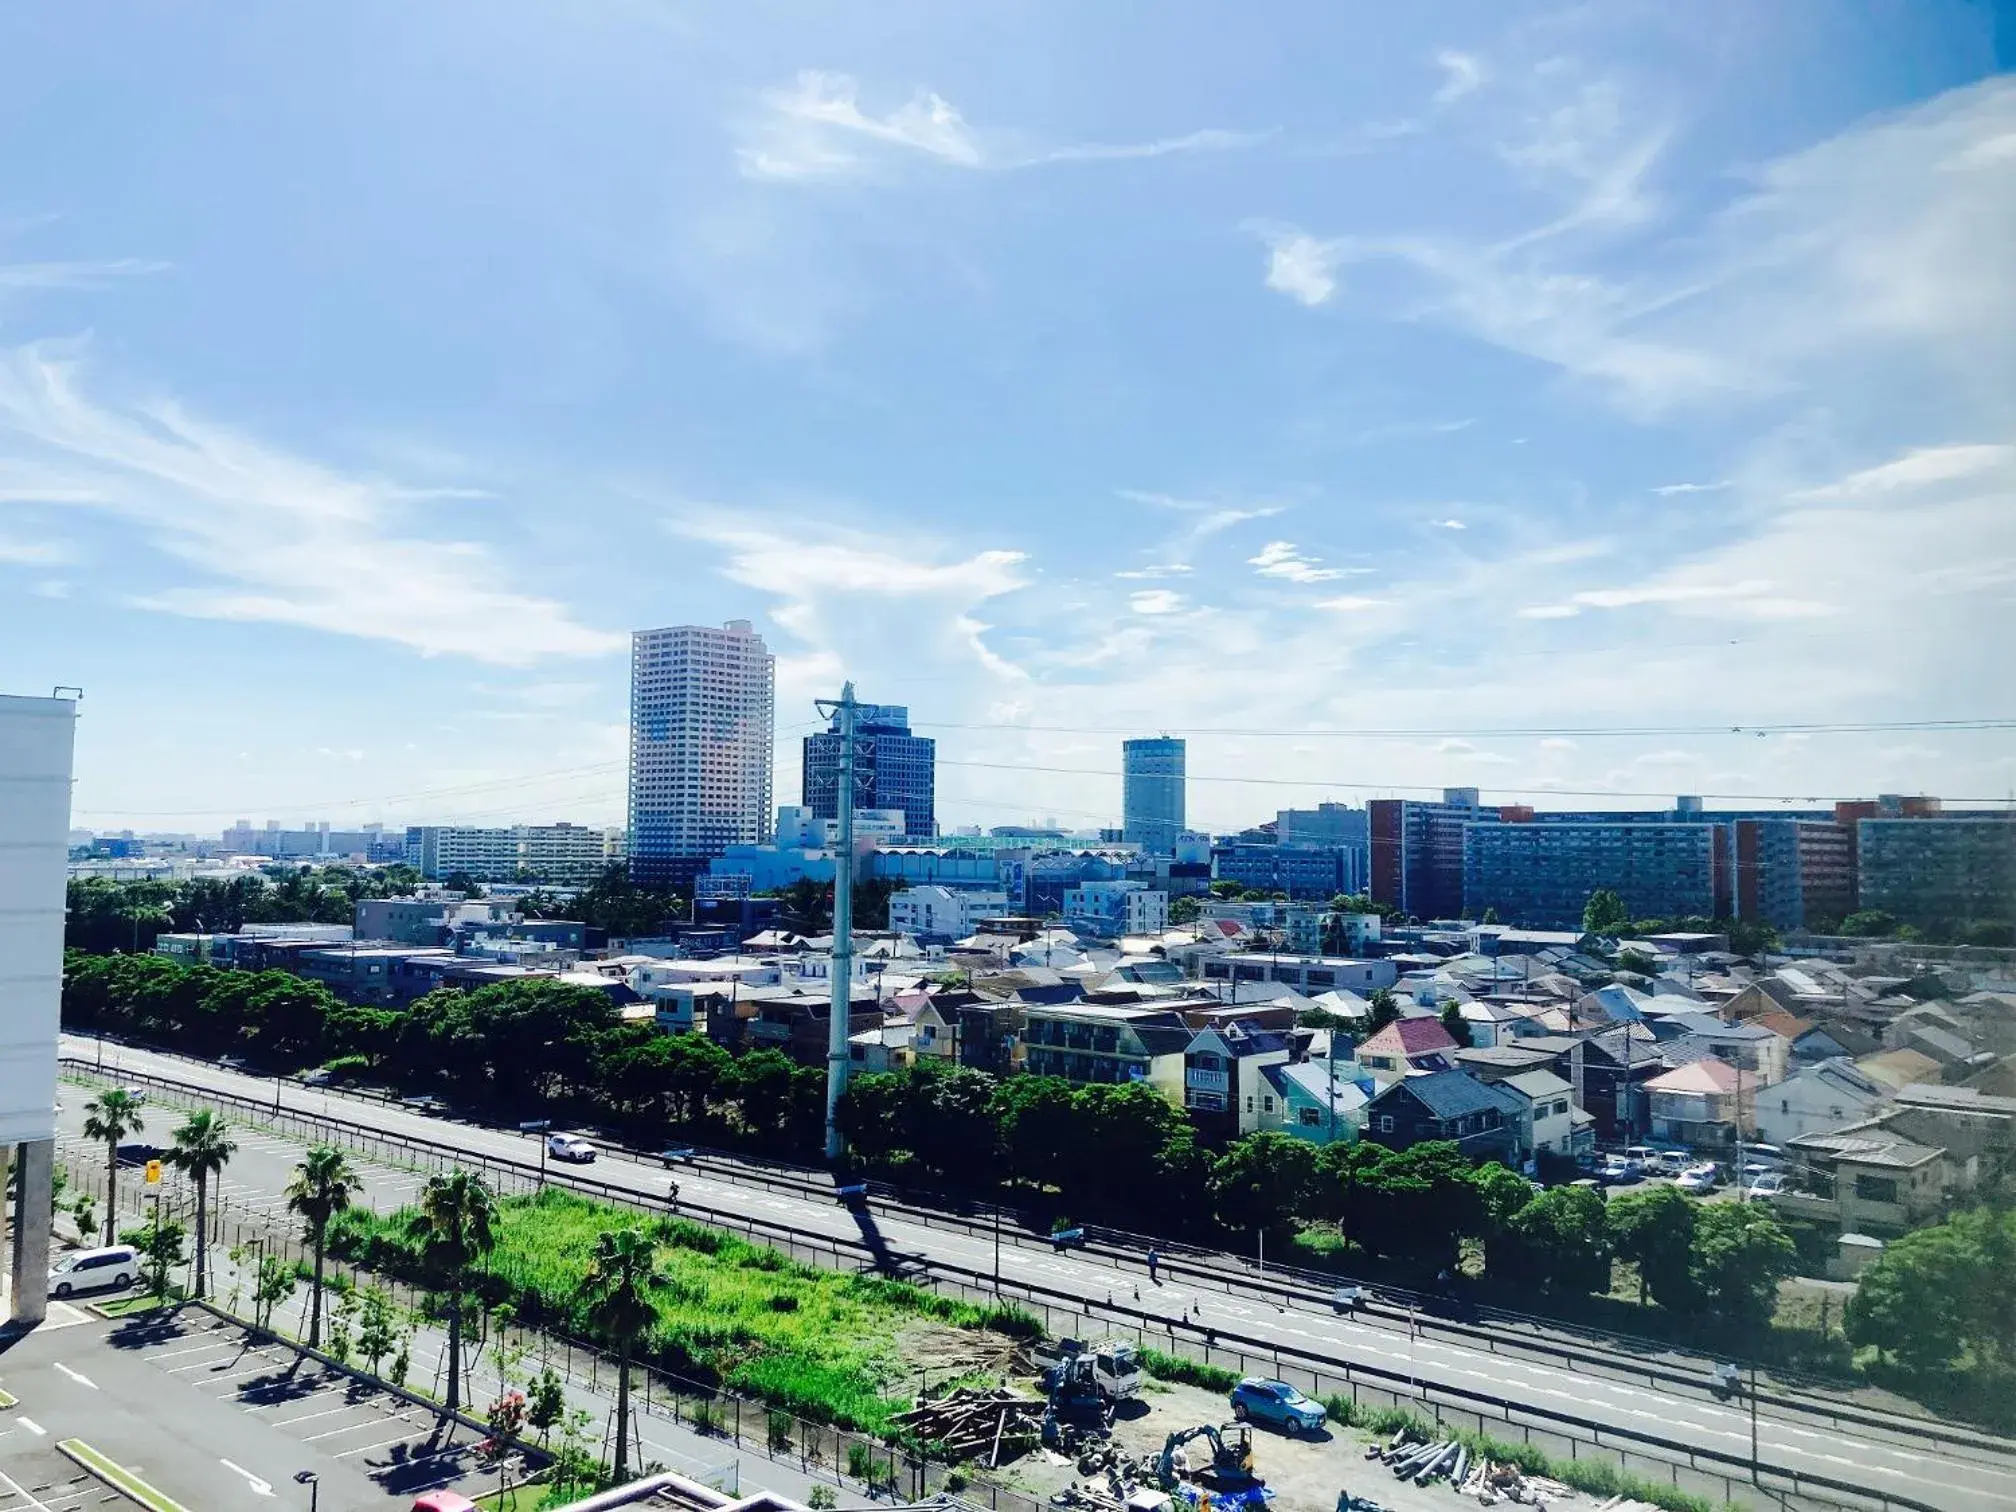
[[1746, 1172, 1787, 1198], [1675, 1163, 1720, 1195], [50, 1245, 138, 1298], [546, 1133, 597, 1164]]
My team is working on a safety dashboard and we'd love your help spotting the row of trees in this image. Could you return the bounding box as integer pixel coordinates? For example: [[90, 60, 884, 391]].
[[67, 954, 1796, 1319], [64, 867, 424, 954]]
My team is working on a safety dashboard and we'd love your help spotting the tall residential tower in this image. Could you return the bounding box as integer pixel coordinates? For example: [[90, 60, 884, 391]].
[[628, 621, 774, 885], [1122, 736, 1186, 854]]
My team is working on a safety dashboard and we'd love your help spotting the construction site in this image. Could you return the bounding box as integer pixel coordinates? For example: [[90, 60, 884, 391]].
[[887, 1337, 1632, 1512]]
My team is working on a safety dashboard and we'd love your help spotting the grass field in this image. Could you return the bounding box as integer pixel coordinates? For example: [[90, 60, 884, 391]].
[[333, 1187, 1037, 1432]]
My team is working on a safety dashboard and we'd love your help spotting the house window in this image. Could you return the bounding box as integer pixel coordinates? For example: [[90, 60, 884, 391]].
[[1854, 1174, 1900, 1204], [1299, 1107, 1322, 1127], [1377, 1114, 1394, 1134], [1245, 1096, 1254, 1112], [1263, 1096, 1275, 1113]]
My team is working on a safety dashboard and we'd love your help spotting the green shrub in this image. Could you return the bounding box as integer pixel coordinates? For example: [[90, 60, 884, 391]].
[[1138, 1348, 1240, 1393]]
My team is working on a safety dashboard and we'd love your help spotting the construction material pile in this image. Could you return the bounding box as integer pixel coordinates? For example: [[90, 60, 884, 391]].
[[1362, 1429, 1576, 1504], [894, 1387, 1044, 1468]]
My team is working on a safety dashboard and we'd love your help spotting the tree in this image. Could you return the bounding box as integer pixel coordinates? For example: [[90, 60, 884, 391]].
[[1471, 1162, 1537, 1276], [136, 1217, 187, 1300], [582, 1227, 670, 1482], [1351, 1142, 1478, 1267], [1839, 910, 1899, 938], [1615, 948, 1659, 979], [1508, 1185, 1612, 1295], [357, 1286, 400, 1379], [167, 1109, 236, 1299], [1366, 988, 1401, 1034], [253, 1252, 296, 1332], [1209, 1133, 1320, 1238], [1169, 895, 1201, 925], [1481, 907, 1500, 925], [409, 1169, 499, 1411], [527, 1366, 567, 1445], [1582, 889, 1629, 936], [286, 1145, 360, 1348], [1438, 1001, 1471, 1049], [1689, 1202, 1797, 1331], [1846, 1208, 2016, 1374], [82, 1088, 145, 1245], [1610, 1186, 1698, 1310]]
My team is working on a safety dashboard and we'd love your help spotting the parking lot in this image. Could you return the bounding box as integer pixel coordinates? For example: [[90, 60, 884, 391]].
[[0, 1309, 521, 1512]]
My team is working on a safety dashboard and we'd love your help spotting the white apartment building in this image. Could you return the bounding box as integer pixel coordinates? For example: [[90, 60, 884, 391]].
[[1062, 881, 1169, 939], [0, 692, 74, 1323], [628, 621, 775, 883], [402, 823, 624, 886], [888, 885, 1011, 939]]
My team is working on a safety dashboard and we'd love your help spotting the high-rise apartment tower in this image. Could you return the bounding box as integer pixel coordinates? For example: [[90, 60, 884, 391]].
[[1122, 736, 1186, 854], [803, 702, 935, 840], [628, 621, 774, 885]]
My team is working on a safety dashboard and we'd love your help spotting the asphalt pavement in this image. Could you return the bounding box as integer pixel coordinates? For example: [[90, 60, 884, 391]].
[[60, 1034, 2016, 1512]]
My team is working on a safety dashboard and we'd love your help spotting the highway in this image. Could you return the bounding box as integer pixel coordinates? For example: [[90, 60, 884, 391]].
[[59, 1034, 2014, 1512]]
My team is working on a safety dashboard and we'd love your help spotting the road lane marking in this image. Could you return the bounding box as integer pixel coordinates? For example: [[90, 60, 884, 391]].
[[219, 1461, 273, 1498], [16, 1418, 44, 1437], [51, 1364, 94, 1390]]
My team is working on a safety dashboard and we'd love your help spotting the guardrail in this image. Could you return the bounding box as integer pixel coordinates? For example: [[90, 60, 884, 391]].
[[60, 1056, 1963, 1512]]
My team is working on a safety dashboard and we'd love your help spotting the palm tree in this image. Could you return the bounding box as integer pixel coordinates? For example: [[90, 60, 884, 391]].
[[168, 1110, 237, 1299], [582, 1228, 668, 1483], [82, 1089, 145, 1244], [286, 1145, 360, 1348], [408, 1170, 498, 1411]]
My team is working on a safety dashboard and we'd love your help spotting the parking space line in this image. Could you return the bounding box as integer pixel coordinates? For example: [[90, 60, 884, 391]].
[[300, 1416, 413, 1444], [335, 1428, 439, 1458], [0, 1474, 51, 1512], [270, 1402, 366, 1427], [256, 1382, 356, 1415]]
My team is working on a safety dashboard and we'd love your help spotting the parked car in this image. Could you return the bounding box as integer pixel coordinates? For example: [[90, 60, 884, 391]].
[[1623, 1145, 1661, 1170], [1228, 1378, 1327, 1435], [546, 1133, 597, 1164], [409, 1495, 478, 1512], [658, 1147, 697, 1167], [1654, 1150, 1693, 1176], [49, 1245, 138, 1297], [1746, 1171, 1788, 1198], [1596, 1158, 1639, 1186], [1676, 1162, 1721, 1195]]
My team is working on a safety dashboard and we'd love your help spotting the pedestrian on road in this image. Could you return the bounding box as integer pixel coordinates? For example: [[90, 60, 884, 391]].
[[1146, 1247, 1161, 1284], [666, 1179, 681, 1211]]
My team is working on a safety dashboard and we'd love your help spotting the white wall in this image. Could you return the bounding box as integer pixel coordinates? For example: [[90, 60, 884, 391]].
[[0, 695, 75, 1146]]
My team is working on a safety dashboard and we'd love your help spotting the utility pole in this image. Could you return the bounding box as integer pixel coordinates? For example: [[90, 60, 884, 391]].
[[818, 683, 859, 1161]]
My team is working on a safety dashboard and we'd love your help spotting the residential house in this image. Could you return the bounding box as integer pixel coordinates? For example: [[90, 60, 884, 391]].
[[1882, 1084, 2016, 1195], [1356, 1017, 1461, 1080], [1364, 1070, 1526, 1162], [1261, 1059, 1374, 1146], [1644, 1056, 1754, 1145], [1581, 1024, 1667, 1144], [1183, 1020, 1295, 1135], [1657, 1011, 1790, 1086], [848, 1020, 916, 1073], [1455, 1043, 1571, 1084], [1457, 1000, 1534, 1049], [888, 885, 1010, 941], [1018, 1002, 1193, 1100], [1793, 1020, 1881, 1065], [1781, 1127, 1947, 1235], [1753, 1058, 1891, 1148], [1198, 953, 1398, 996], [1061, 882, 1168, 940], [1880, 1001, 1970, 1051], [1854, 1048, 1943, 1095], [1498, 1069, 1581, 1161]]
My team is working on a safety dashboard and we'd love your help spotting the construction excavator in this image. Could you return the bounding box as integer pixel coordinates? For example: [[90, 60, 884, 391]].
[[1154, 1423, 1261, 1494]]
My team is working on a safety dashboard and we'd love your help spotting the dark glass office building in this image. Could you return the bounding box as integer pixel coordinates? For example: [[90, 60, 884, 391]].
[[802, 703, 936, 840]]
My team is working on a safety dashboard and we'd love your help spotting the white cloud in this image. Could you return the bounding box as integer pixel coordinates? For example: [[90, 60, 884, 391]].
[[1254, 229, 1343, 306], [1539, 737, 1579, 751], [1432, 51, 1485, 106], [1651, 480, 1731, 497], [1515, 604, 1580, 620], [1796, 444, 2012, 500], [1247, 540, 1369, 583], [1314, 595, 1384, 613], [0, 257, 168, 293], [1113, 563, 1193, 580], [0, 533, 70, 564], [0, 344, 622, 665], [1119, 489, 1287, 566], [1129, 589, 1185, 615], [738, 70, 1258, 182], [1431, 517, 1467, 530]]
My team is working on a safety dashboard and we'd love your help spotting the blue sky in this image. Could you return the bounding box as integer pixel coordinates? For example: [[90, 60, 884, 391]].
[[3, 2, 2012, 836]]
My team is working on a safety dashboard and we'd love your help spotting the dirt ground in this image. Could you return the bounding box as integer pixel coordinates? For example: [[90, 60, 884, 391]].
[[991, 1376, 1508, 1512]]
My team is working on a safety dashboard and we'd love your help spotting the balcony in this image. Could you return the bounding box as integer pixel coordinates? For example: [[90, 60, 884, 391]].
[[1186, 1067, 1229, 1093]]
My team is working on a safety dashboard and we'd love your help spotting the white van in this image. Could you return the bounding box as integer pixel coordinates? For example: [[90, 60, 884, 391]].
[[49, 1245, 138, 1298]]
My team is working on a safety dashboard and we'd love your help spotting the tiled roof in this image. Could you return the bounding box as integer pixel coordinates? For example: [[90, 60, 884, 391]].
[[1501, 1069, 1574, 1102], [1377, 1068, 1523, 1120], [1360, 1017, 1460, 1057], [1645, 1056, 1739, 1094]]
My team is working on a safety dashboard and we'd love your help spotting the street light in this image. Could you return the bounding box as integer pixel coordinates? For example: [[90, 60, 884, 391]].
[[521, 1119, 552, 1189], [294, 1469, 319, 1512]]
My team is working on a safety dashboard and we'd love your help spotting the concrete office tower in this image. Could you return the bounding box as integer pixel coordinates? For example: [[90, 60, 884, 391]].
[[1122, 737, 1186, 854], [628, 621, 775, 886], [0, 692, 76, 1324], [802, 702, 935, 840]]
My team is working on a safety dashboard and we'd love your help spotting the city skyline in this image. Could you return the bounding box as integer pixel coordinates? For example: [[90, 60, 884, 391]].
[[2, 5, 2011, 832]]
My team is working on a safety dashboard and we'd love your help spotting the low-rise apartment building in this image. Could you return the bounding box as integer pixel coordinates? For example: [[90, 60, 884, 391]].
[[1018, 1003, 1192, 1099], [888, 885, 1010, 940]]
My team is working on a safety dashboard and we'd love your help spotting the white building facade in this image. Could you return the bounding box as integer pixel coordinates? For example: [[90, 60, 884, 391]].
[[629, 621, 775, 883], [888, 885, 1011, 939], [0, 692, 74, 1323]]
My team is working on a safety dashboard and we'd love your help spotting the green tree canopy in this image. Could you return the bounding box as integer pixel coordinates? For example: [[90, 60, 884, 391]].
[[1609, 1185, 1699, 1310], [1689, 1202, 1797, 1331], [1209, 1132, 1321, 1238], [1845, 1208, 2016, 1374], [1582, 888, 1630, 936]]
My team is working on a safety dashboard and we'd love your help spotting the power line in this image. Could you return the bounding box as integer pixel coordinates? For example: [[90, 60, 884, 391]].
[[934, 756, 2016, 807], [915, 717, 2016, 740]]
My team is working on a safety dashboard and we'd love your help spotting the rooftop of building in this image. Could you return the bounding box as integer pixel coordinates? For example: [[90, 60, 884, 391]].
[[1379, 1068, 1524, 1120], [1644, 1056, 1741, 1095]]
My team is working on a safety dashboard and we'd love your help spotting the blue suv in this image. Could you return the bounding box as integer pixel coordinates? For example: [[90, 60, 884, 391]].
[[1228, 1378, 1327, 1435]]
